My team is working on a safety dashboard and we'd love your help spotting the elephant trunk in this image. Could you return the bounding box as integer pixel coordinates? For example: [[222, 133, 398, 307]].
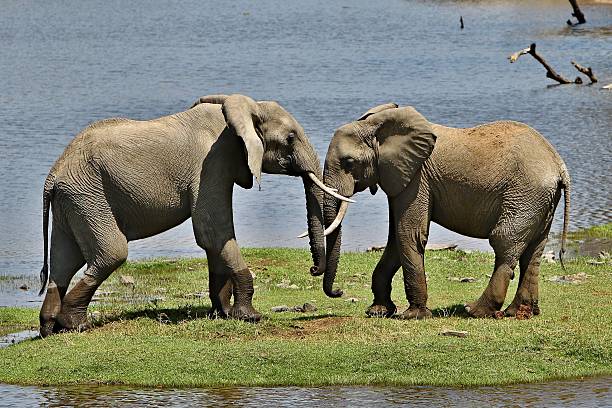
[[302, 175, 326, 276], [322, 168, 352, 298]]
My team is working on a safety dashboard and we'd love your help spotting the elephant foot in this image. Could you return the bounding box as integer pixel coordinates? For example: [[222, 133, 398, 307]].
[[464, 299, 500, 318], [229, 304, 262, 322], [54, 306, 90, 333], [398, 306, 432, 320], [504, 299, 540, 317], [366, 302, 397, 318]]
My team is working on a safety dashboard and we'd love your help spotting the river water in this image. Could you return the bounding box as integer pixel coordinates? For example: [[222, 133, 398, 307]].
[[0, 377, 610, 407]]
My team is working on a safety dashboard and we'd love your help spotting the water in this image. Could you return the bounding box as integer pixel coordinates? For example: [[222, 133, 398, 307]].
[[0, 2, 610, 279], [0, 377, 610, 407]]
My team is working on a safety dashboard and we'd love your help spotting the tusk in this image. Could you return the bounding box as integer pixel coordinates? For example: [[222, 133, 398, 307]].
[[323, 201, 349, 237], [307, 173, 355, 203], [297, 201, 349, 238]]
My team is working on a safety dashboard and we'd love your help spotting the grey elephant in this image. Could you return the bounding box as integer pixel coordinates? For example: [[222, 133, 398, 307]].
[[38, 93, 351, 337], [315, 103, 570, 318]]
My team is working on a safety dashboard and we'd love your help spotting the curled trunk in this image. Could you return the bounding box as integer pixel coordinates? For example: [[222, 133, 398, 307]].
[[323, 194, 344, 298], [302, 175, 326, 276]]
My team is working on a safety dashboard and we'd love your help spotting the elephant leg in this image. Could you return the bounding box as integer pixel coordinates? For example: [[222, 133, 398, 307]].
[[392, 177, 432, 320], [207, 264, 233, 318], [466, 233, 526, 318], [505, 226, 551, 317], [367, 205, 401, 318], [55, 218, 128, 332], [205, 239, 261, 322], [396, 229, 431, 319], [40, 227, 86, 337]]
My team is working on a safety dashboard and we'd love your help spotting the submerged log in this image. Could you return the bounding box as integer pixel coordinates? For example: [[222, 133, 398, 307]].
[[508, 43, 577, 85], [567, 0, 586, 26], [571, 61, 598, 83]]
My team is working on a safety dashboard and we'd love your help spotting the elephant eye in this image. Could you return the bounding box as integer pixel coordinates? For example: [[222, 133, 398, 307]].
[[342, 157, 355, 170], [287, 132, 296, 143]]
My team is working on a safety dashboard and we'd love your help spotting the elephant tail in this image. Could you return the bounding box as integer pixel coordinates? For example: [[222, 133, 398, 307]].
[[39, 175, 55, 296], [558, 169, 571, 271]]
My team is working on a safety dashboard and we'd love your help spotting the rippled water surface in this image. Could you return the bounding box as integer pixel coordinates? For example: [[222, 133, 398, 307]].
[[1, 0, 611, 281], [0, 377, 610, 407]]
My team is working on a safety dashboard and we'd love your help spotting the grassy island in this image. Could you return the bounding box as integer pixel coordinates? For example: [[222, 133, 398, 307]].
[[1, 234, 610, 387]]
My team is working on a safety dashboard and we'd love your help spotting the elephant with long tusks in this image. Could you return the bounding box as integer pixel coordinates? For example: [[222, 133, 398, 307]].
[[37, 93, 351, 336]]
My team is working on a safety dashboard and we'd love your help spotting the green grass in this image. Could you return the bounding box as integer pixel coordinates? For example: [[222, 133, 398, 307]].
[[0, 248, 610, 387], [567, 222, 612, 240]]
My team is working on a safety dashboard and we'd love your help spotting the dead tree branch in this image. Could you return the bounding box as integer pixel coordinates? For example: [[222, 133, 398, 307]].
[[567, 0, 586, 26], [508, 43, 576, 84], [571, 61, 598, 83]]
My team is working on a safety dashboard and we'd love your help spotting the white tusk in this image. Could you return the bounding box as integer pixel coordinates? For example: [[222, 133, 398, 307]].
[[297, 201, 349, 238], [307, 173, 355, 203], [322, 201, 349, 237]]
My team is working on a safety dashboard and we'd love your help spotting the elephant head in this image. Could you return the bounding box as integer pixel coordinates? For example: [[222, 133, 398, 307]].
[[193, 94, 351, 276], [320, 104, 437, 297]]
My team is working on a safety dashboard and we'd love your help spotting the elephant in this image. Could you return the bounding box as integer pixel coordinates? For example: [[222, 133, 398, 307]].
[[316, 103, 570, 319], [38, 93, 351, 337]]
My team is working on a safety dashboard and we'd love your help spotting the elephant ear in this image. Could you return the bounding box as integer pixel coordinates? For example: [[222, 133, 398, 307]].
[[221, 94, 264, 184], [357, 103, 398, 121], [368, 106, 437, 197], [190, 94, 229, 109]]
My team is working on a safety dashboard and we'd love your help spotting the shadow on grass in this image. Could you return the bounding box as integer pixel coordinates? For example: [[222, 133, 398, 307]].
[[431, 304, 471, 318], [94, 304, 214, 327]]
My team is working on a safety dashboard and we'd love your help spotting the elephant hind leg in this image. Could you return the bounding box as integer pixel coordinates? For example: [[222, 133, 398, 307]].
[[40, 226, 86, 337], [55, 218, 128, 333], [505, 225, 552, 317], [466, 233, 526, 318]]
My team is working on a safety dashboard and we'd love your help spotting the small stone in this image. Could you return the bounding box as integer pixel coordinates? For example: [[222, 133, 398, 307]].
[[19, 284, 29, 290], [345, 297, 359, 303], [366, 245, 386, 252], [426, 243, 458, 251], [184, 292, 208, 299], [271, 305, 289, 312], [440, 329, 468, 338], [301, 302, 317, 312], [549, 272, 589, 284], [120, 275, 135, 285], [542, 251, 556, 263]]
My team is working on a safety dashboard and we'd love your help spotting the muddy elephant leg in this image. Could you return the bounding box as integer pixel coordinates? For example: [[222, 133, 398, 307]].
[[55, 227, 128, 332], [39, 227, 85, 337], [367, 203, 401, 318], [505, 227, 550, 317], [466, 233, 526, 318]]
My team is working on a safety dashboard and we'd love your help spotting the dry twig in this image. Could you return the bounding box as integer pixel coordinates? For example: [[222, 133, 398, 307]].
[[508, 43, 578, 85]]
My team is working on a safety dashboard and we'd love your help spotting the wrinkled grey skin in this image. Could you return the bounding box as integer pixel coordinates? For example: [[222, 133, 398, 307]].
[[321, 103, 570, 319], [38, 94, 325, 337]]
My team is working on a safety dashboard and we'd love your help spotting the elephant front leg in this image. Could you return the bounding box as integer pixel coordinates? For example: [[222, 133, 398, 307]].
[[367, 207, 401, 318], [396, 233, 432, 320], [206, 239, 261, 322], [207, 268, 232, 318]]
